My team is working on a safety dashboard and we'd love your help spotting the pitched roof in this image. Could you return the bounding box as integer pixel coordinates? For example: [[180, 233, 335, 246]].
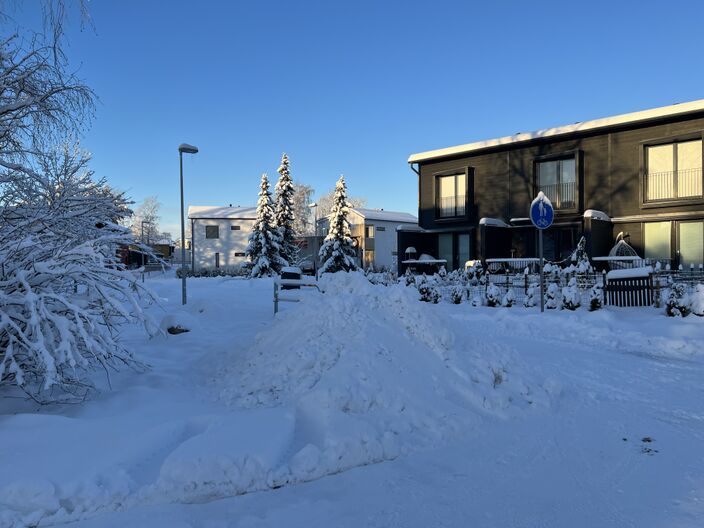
[[352, 208, 417, 223], [408, 98, 704, 164], [188, 205, 256, 219]]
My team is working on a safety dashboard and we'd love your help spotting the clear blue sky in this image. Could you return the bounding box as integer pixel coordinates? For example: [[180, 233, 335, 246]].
[[10, 1, 704, 235]]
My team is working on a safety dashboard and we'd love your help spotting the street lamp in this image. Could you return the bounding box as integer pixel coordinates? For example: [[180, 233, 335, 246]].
[[179, 143, 198, 305]]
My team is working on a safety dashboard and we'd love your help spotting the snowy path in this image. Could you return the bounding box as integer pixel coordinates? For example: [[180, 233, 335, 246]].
[[2, 275, 704, 527]]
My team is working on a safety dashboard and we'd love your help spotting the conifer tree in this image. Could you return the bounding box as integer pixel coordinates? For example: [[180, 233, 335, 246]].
[[247, 174, 285, 277], [318, 175, 358, 273], [274, 153, 296, 265]]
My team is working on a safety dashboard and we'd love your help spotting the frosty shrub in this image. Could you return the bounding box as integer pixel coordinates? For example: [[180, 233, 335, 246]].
[[665, 283, 691, 317], [471, 294, 483, 307], [523, 283, 538, 308], [0, 147, 158, 400], [502, 288, 516, 307], [485, 283, 501, 307], [545, 283, 560, 309], [691, 284, 704, 316], [417, 276, 440, 304], [437, 265, 447, 281], [561, 278, 581, 310], [403, 267, 416, 286], [450, 285, 464, 304], [589, 284, 603, 311]]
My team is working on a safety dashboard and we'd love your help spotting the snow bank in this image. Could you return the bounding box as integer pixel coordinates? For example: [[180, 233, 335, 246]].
[[214, 271, 545, 490]]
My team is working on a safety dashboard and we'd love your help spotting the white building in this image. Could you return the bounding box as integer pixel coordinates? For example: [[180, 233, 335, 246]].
[[317, 208, 418, 271], [188, 205, 256, 270]]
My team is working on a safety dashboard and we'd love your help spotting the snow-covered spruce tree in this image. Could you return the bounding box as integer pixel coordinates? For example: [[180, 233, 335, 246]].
[[247, 173, 285, 277], [403, 267, 416, 286], [318, 175, 358, 274], [417, 275, 440, 303], [274, 153, 296, 265], [450, 285, 464, 304], [0, 146, 158, 401], [665, 283, 691, 317], [561, 277, 581, 310], [589, 284, 603, 311], [523, 283, 538, 307]]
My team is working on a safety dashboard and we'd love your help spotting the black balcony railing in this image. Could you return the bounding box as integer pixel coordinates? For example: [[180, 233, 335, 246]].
[[436, 195, 466, 218], [646, 168, 703, 201], [539, 181, 576, 210]]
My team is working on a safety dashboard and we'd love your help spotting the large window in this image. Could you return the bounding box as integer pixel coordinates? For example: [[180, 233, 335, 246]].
[[679, 221, 704, 268], [644, 221, 671, 260], [436, 173, 466, 218], [205, 226, 219, 239], [645, 139, 703, 201], [438, 233, 453, 270], [537, 158, 576, 210]]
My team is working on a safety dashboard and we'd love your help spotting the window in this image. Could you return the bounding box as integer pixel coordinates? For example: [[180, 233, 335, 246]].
[[231, 225, 241, 231], [644, 221, 671, 260], [537, 157, 576, 210], [458, 233, 471, 269], [679, 221, 704, 268], [436, 173, 466, 218], [234, 252, 246, 257], [377, 226, 386, 232], [645, 139, 703, 201], [365, 225, 375, 238], [215, 252, 220, 268], [205, 226, 219, 239], [438, 233, 453, 270]]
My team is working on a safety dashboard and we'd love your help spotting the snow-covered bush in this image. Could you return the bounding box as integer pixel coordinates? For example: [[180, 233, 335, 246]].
[[471, 294, 483, 307], [247, 173, 286, 277], [450, 285, 464, 304], [417, 275, 440, 303], [318, 176, 358, 274], [486, 283, 501, 307], [545, 283, 560, 309], [691, 284, 704, 316], [437, 265, 447, 281], [589, 284, 603, 311], [523, 283, 538, 308], [403, 267, 416, 286], [561, 278, 581, 310], [665, 283, 691, 317], [0, 147, 158, 400], [502, 288, 516, 307]]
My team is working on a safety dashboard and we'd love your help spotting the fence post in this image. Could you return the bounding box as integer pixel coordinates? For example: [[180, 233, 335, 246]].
[[602, 270, 607, 306], [273, 281, 279, 314]]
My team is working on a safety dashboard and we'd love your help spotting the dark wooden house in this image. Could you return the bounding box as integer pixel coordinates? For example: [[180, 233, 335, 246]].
[[400, 99, 704, 273]]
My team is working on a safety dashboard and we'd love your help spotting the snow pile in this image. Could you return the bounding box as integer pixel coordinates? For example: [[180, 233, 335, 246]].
[[214, 271, 545, 490]]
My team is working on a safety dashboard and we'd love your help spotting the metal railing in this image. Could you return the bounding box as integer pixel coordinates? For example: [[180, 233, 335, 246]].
[[538, 181, 576, 210], [646, 168, 703, 201], [436, 194, 466, 218]]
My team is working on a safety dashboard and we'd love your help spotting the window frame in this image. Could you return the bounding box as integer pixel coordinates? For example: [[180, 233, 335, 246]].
[[434, 169, 469, 220], [640, 132, 704, 208], [533, 150, 581, 213], [205, 225, 220, 239]]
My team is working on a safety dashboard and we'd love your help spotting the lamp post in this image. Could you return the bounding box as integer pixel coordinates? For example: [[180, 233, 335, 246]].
[[308, 202, 318, 274], [140, 220, 152, 282], [178, 143, 198, 305]]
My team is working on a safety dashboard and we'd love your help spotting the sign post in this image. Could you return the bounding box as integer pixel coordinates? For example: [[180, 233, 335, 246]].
[[530, 192, 554, 313]]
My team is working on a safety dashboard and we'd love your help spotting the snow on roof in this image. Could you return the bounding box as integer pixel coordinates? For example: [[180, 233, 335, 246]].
[[408, 99, 704, 163], [188, 205, 256, 219], [606, 266, 653, 279], [479, 217, 509, 228], [352, 208, 417, 223]]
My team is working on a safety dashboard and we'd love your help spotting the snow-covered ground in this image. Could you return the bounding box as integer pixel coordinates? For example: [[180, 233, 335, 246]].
[[1, 272, 704, 527]]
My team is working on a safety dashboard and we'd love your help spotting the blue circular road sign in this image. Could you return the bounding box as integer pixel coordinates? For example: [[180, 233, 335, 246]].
[[530, 192, 554, 229]]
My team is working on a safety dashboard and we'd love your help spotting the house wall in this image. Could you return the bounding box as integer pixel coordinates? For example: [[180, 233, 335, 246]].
[[364, 220, 415, 271], [191, 218, 255, 270], [415, 111, 704, 263]]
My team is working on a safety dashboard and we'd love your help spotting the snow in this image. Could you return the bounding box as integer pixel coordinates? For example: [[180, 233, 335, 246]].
[[187, 205, 257, 219], [1, 272, 704, 527], [583, 209, 611, 221], [607, 266, 653, 279], [408, 98, 704, 163], [478, 217, 509, 227]]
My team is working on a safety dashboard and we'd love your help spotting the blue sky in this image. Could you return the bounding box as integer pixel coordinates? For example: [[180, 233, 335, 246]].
[[9, 1, 704, 235]]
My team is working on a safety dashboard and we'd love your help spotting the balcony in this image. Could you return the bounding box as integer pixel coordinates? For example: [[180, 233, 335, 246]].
[[436, 194, 466, 218], [646, 167, 703, 202], [539, 181, 576, 210]]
